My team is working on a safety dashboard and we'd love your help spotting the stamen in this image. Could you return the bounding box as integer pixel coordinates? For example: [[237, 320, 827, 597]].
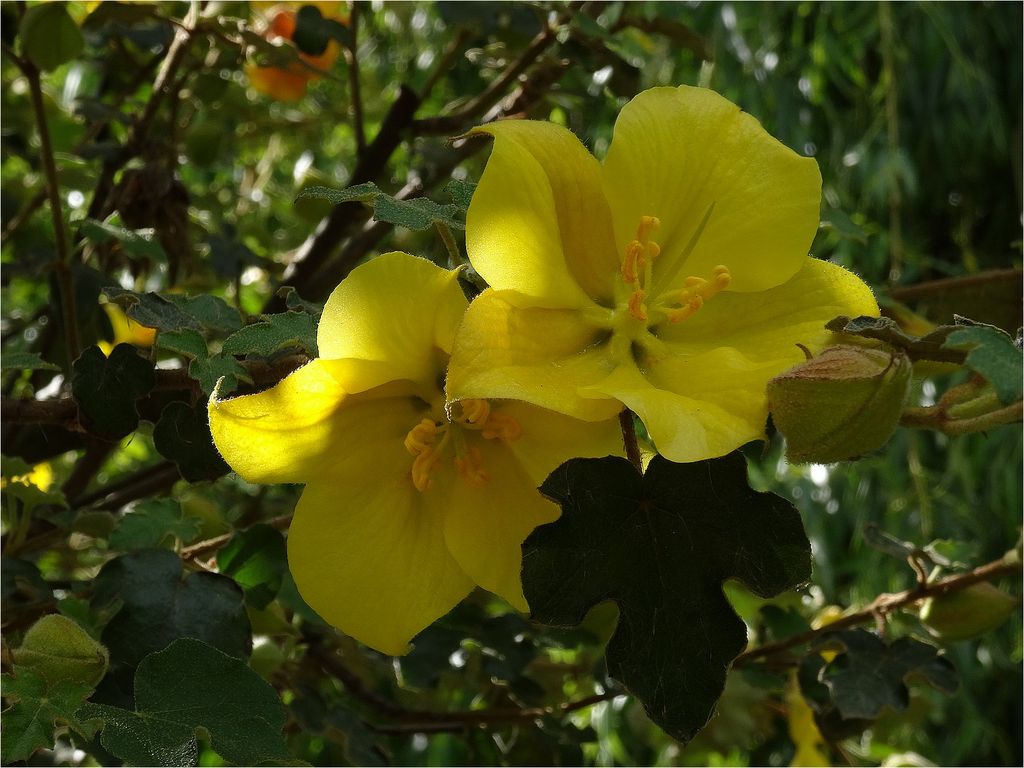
[[627, 289, 648, 321], [455, 398, 491, 427], [411, 448, 442, 491], [404, 418, 438, 454], [481, 412, 522, 441], [636, 215, 661, 242], [622, 241, 643, 283], [663, 264, 732, 324], [454, 445, 488, 486]]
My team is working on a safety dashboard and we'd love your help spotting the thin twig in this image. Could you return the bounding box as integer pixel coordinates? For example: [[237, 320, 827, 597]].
[[618, 410, 643, 473], [180, 513, 293, 561], [735, 556, 1023, 665], [900, 400, 1022, 435]]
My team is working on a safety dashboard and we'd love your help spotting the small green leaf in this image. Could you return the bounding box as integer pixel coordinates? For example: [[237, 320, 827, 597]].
[[104, 288, 242, 335], [79, 638, 289, 767], [190, 353, 251, 397], [92, 550, 250, 671], [222, 311, 318, 358], [373, 194, 464, 231], [0, 352, 61, 372], [12, 614, 109, 687], [153, 402, 230, 482], [944, 325, 1023, 404], [277, 286, 324, 317], [522, 453, 811, 743], [445, 179, 477, 210], [814, 629, 957, 720], [825, 315, 964, 364], [80, 219, 167, 261], [155, 328, 207, 359], [20, 4, 84, 71], [217, 524, 288, 609], [71, 344, 156, 439], [1, 669, 96, 764], [295, 182, 381, 205], [109, 498, 201, 551]]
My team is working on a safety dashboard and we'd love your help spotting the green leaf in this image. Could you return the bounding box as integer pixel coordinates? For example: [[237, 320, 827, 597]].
[[109, 498, 201, 551], [80, 219, 167, 261], [79, 638, 289, 767], [522, 453, 811, 743], [104, 288, 242, 335], [156, 328, 208, 359], [12, 614, 109, 687], [190, 353, 251, 397], [815, 629, 958, 720], [277, 286, 324, 317], [153, 402, 230, 482], [825, 315, 965, 364], [293, 3, 349, 54], [71, 344, 156, 439], [1, 669, 96, 764], [92, 549, 251, 670], [372, 194, 465, 231], [944, 325, 1023, 404], [20, 4, 84, 71], [445, 179, 477, 210], [295, 182, 381, 205], [221, 311, 318, 358], [1, 557, 51, 614], [216, 524, 288, 609], [0, 352, 61, 372]]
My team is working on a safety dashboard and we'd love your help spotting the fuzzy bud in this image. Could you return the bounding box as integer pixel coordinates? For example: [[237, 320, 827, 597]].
[[919, 583, 1018, 642]]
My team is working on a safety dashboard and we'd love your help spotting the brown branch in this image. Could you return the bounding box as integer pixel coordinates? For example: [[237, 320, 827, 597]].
[[180, 513, 293, 562], [735, 556, 1023, 665]]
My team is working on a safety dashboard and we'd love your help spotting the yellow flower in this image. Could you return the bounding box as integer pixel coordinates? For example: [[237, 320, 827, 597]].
[[447, 86, 879, 463], [98, 302, 157, 356], [208, 252, 621, 655]]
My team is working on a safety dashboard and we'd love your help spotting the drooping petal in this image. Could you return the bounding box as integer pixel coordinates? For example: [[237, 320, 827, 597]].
[[209, 359, 425, 484], [442, 435, 560, 611], [446, 289, 622, 422], [466, 121, 620, 307], [495, 401, 625, 487], [317, 252, 467, 392], [583, 259, 879, 463], [288, 459, 474, 656], [601, 86, 822, 295]]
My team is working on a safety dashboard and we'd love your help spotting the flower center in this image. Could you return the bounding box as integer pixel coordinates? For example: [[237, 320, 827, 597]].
[[402, 399, 522, 492], [618, 212, 731, 326]]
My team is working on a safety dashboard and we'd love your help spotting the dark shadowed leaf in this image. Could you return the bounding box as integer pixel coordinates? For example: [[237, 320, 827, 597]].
[[79, 638, 288, 767], [110, 498, 201, 551], [523, 453, 811, 743], [92, 549, 251, 670], [71, 344, 156, 439], [20, 4, 84, 70], [222, 311, 318, 358], [153, 401, 230, 482]]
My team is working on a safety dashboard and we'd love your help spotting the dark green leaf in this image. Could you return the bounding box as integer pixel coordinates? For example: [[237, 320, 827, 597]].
[[445, 179, 477, 210], [20, 4, 84, 71], [221, 311, 318, 358], [523, 453, 811, 743], [825, 315, 964, 363], [293, 4, 349, 54], [944, 325, 1023, 404], [217, 524, 288, 609], [295, 182, 381, 205], [155, 328, 207, 359], [277, 286, 323, 317], [92, 549, 250, 670], [79, 638, 288, 767], [0, 352, 61, 372], [1, 557, 51, 614], [1, 669, 96, 764], [80, 219, 167, 261], [103, 289, 242, 335], [189, 353, 251, 397], [153, 402, 229, 482], [109, 498, 201, 551], [71, 344, 156, 439], [373, 194, 464, 231], [816, 630, 958, 720]]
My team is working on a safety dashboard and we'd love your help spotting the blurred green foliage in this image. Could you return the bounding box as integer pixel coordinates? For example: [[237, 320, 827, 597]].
[[1, 1, 1020, 766]]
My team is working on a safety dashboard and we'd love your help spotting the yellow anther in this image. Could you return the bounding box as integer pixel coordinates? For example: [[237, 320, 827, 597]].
[[646, 241, 661, 261], [622, 240, 643, 283], [627, 289, 648, 321], [411, 447, 442, 491], [636, 215, 661, 242], [481, 412, 522, 441], [403, 418, 438, 455], [667, 296, 704, 324], [454, 445, 488, 487], [456, 398, 491, 427], [662, 265, 732, 324]]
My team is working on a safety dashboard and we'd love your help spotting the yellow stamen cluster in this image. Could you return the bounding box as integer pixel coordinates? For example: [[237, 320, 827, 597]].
[[404, 400, 523, 493], [621, 216, 662, 321], [662, 265, 732, 323]]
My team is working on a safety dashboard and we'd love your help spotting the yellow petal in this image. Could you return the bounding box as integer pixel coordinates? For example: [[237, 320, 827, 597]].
[[446, 289, 622, 422], [289, 464, 474, 656], [601, 86, 822, 294], [496, 401, 625, 486], [443, 433, 560, 611], [209, 358, 425, 484], [317, 252, 467, 392], [584, 259, 878, 463], [467, 121, 619, 307]]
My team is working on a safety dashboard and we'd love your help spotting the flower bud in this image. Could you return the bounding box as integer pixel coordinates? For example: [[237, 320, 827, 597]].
[[919, 582, 1018, 642], [13, 614, 109, 686], [767, 345, 912, 463]]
